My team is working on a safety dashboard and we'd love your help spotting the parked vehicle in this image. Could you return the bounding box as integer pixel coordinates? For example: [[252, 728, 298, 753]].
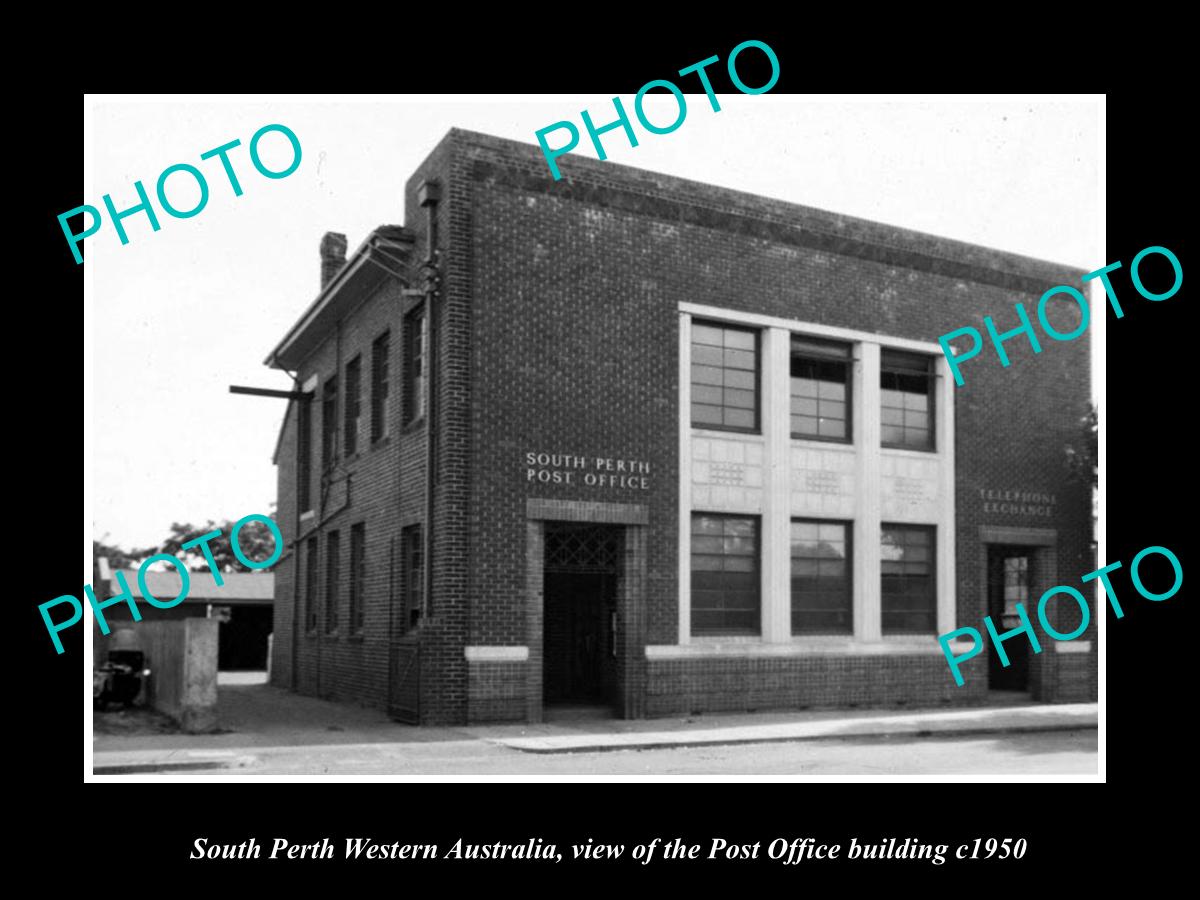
[[94, 649, 151, 709]]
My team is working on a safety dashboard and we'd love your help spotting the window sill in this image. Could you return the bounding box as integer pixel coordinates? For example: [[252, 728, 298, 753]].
[[690, 428, 764, 441], [370, 435, 391, 452], [689, 634, 763, 644], [401, 417, 426, 436], [881, 444, 938, 457], [648, 637, 953, 658], [322, 632, 340, 641], [347, 631, 366, 643], [790, 435, 855, 449]]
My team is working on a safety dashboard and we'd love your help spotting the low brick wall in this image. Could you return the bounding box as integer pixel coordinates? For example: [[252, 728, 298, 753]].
[[138, 619, 219, 733], [455, 641, 1093, 723], [467, 659, 528, 724], [1035, 648, 1098, 703], [644, 654, 987, 717]]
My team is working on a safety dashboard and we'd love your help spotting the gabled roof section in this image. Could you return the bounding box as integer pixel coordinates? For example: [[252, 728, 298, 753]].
[[271, 396, 294, 466], [266, 226, 416, 371], [116, 569, 275, 602]]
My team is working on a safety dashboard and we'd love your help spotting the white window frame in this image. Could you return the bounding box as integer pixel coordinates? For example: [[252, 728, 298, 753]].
[[676, 303, 956, 656]]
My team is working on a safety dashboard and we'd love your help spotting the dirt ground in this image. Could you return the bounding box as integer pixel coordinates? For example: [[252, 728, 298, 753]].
[[93, 704, 180, 737]]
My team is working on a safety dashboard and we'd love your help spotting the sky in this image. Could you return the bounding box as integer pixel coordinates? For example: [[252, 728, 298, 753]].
[[86, 95, 1101, 549]]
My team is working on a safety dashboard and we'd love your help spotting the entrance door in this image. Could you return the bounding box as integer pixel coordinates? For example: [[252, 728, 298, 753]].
[[542, 522, 622, 708], [544, 572, 616, 702], [217, 605, 274, 670], [986, 547, 1033, 691]]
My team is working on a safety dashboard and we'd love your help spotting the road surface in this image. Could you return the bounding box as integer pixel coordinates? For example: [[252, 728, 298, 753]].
[[103, 728, 1097, 777]]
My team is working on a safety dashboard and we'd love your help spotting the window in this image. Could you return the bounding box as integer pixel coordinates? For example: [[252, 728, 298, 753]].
[[1002, 556, 1029, 627], [371, 331, 390, 443], [325, 530, 340, 634], [881, 350, 935, 450], [402, 525, 423, 629], [791, 519, 852, 634], [321, 375, 339, 469], [790, 336, 851, 441], [690, 514, 760, 635], [344, 356, 362, 457], [881, 524, 936, 633], [404, 306, 427, 424], [349, 523, 365, 634], [304, 536, 319, 633], [297, 396, 312, 512], [690, 321, 759, 432]]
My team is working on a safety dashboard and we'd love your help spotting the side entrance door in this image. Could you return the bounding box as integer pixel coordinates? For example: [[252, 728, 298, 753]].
[[986, 546, 1032, 691]]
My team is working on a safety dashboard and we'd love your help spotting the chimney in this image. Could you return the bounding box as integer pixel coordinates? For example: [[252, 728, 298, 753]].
[[320, 232, 347, 289]]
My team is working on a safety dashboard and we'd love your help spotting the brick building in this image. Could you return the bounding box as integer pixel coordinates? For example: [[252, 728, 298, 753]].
[[264, 128, 1096, 725]]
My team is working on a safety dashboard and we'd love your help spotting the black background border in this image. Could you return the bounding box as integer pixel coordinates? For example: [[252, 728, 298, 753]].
[[21, 25, 1189, 885]]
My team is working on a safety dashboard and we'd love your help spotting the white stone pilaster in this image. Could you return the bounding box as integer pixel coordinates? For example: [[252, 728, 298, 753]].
[[936, 353, 957, 634], [678, 313, 692, 645], [763, 327, 792, 642], [856, 342, 882, 641]]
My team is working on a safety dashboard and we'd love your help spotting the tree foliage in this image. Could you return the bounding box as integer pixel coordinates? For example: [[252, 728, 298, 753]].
[[93, 508, 279, 574], [92, 538, 153, 571], [1064, 404, 1098, 489], [156, 519, 279, 573]]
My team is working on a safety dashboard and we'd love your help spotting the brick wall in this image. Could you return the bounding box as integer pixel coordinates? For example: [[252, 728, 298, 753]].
[[270, 399, 297, 690], [646, 654, 985, 717], [402, 137, 472, 725], [270, 129, 1095, 723], [454, 130, 1094, 717], [271, 246, 427, 713], [467, 660, 527, 723]]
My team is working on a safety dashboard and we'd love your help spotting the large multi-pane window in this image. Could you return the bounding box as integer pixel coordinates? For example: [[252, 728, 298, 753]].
[[324, 530, 340, 634], [881, 350, 935, 450], [344, 356, 362, 457], [690, 322, 759, 432], [881, 524, 936, 633], [402, 525, 423, 629], [690, 514, 760, 635], [304, 536, 319, 633], [404, 306, 427, 424], [297, 396, 312, 512], [321, 375, 339, 469], [790, 519, 852, 634], [370, 331, 390, 443], [349, 523, 366, 635], [790, 336, 851, 441]]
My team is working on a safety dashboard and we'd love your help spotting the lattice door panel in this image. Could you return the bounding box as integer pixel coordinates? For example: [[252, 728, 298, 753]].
[[544, 523, 622, 574]]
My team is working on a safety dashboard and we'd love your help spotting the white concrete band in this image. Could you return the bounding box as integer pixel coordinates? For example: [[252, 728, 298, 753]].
[[464, 646, 530, 662]]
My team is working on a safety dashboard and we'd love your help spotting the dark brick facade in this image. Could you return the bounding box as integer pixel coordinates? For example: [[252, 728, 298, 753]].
[[645, 655, 978, 717], [267, 128, 1096, 725]]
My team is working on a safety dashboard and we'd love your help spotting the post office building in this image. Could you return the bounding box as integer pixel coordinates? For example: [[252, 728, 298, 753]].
[[265, 129, 1096, 725]]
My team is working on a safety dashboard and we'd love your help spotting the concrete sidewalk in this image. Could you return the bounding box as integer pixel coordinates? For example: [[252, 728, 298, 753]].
[[92, 686, 1097, 773], [478, 702, 1097, 754]]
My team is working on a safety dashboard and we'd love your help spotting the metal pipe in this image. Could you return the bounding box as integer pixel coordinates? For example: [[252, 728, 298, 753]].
[[419, 181, 441, 625]]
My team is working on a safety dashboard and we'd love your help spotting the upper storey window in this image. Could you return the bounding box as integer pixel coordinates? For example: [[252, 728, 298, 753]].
[[881, 350, 935, 451], [690, 321, 759, 433], [790, 336, 851, 442]]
